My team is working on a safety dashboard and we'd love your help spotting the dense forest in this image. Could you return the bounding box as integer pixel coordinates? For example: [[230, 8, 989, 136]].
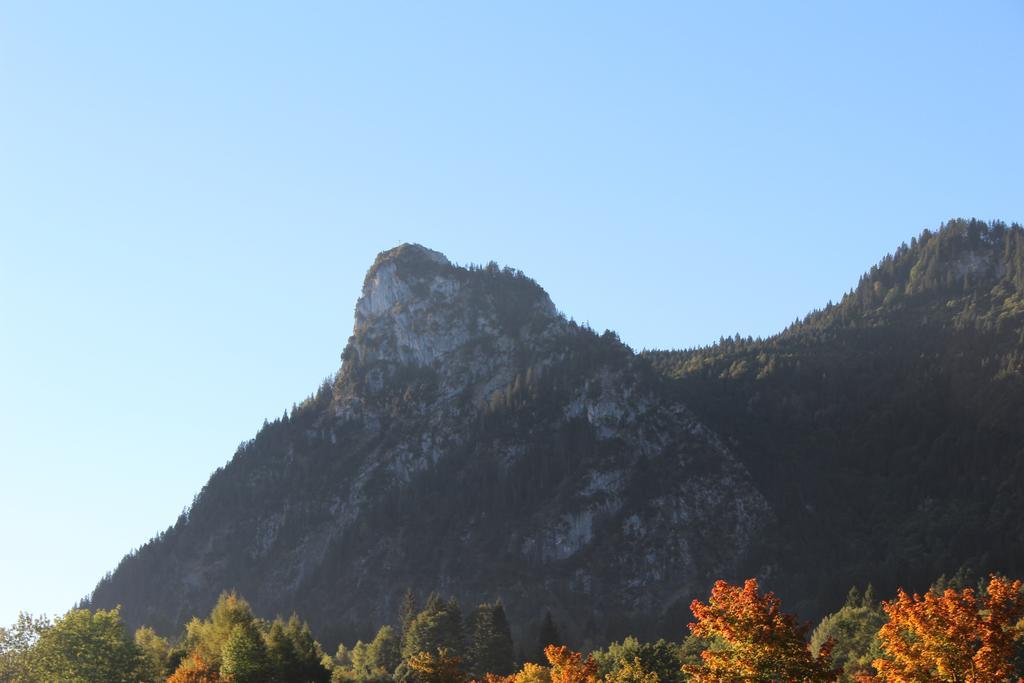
[[4, 571, 1023, 682], [644, 218, 1024, 617]]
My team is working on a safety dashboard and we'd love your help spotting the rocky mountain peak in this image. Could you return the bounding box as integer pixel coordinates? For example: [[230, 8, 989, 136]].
[[342, 244, 562, 382], [86, 240, 775, 648], [82, 220, 1024, 650], [354, 243, 456, 342]]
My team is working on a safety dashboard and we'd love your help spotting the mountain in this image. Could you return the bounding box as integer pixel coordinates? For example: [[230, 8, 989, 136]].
[[87, 219, 1024, 648], [86, 243, 772, 648], [645, 217, 1024, 614]]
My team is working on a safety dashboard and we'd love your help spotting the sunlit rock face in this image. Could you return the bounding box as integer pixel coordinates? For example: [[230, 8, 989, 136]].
[[86, 243, 774, 648], [351, 244, 466, 368], [339, 244, 565, 406]]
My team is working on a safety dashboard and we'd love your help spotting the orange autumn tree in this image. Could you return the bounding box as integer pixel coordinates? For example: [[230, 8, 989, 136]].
[[479, 661, 552, 683], [166, 652, 222, 683], [480, 674, 518, 683], [683, 578, 837, 683], [545, 645, 599, 683], [872, 575, 1024, 683], [477, 645, 596, 683]]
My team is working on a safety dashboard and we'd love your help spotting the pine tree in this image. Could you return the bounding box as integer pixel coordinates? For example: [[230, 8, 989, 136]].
[[266, 615, 330, 683], [367, 625, 402, 676], [590, 637, 682, 683], [220, 621, 270, 683], [400, 589, 418, 645], [535, 611, 561, 663], [402, 595, 465, 661], [470, 602, 515, 676], [811, 586, 884, 681]]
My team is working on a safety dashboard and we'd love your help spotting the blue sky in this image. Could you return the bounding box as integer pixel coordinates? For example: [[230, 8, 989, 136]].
[[1, 1, 1021, 627]]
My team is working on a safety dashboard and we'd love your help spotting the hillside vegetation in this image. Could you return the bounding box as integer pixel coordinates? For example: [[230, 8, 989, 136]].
[[646, 218, 1024, 615]]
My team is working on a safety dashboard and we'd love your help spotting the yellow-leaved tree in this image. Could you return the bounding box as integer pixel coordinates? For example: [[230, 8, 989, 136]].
[[408, 647, 467, 683]]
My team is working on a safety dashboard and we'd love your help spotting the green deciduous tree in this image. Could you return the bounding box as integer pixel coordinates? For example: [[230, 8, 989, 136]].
[[31, 607, 142, 683], [136, 625, 172, 682], [0, 612, 50, 683]]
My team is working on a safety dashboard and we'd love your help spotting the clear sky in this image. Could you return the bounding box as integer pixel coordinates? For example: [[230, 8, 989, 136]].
[[1, 1, 1021, 627]]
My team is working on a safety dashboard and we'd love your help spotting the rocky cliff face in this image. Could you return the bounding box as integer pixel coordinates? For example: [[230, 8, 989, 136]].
[[86, 243, 774, 648]]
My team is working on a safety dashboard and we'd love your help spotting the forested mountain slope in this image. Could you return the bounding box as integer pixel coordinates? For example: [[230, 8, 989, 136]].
[[86, 244, 771, 649], [645, 218, 1024, 615], [87, 219, 1024, 650]]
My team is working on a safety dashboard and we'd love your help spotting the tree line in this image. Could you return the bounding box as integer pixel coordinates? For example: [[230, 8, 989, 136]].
[[3, 572, 1023, 682]]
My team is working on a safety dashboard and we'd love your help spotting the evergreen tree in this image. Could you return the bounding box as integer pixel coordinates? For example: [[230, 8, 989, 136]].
[[337, 625, 403, 682], [470, 601, 515, 676], [343, 640, 375, 681], [403, 596, 464, 661], [810, 586, 884, 682], [424, 593, 445, 615], [367, 625, 402, 676], [400, 589, 418, 645], [220, 621, 270, 683], [135, 625, 171, 682], [270, 614, 330, 683], [185, 591, 257, 669], [862, 584, 876, 608], [535, 611, 561, 663], [266, 621, 300, 680], [590, 637, 681, 683]]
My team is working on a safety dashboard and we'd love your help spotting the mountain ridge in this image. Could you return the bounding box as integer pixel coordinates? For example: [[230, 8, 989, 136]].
[[87, 218, 1024, 649], [644, 217, 1024, 614], [87, 239, 772, 649]]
